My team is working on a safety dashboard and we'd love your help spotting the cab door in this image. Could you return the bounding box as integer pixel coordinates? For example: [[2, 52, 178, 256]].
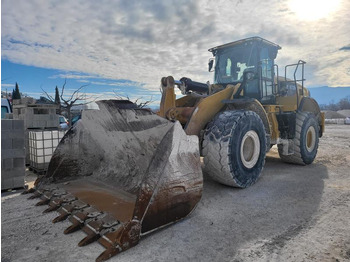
[[259, 47, 275, 104]]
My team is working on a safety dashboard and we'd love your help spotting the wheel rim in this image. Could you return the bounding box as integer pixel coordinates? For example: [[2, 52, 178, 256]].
[[306, 126, 316, 152], [240, 130, 260, 169]]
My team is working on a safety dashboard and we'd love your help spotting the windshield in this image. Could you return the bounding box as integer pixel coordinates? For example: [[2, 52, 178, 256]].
[[214, 42, 257, 84]]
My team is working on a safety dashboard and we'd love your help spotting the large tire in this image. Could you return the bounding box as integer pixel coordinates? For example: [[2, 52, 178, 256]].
[[278, 111, 319, 165], [202, 110, 266, 188]]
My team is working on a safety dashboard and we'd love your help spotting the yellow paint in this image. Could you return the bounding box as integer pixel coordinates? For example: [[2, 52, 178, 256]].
[[276, 95, 298, 112], [266, 112, 280, 141], [185, 86, 235, 136], [158, 77, 176, 117], [175, 95, 197, 107], [321, 112, 325, 134]]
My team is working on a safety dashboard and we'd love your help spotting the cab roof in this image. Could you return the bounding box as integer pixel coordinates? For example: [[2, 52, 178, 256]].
[[208, 36, 281, 53]]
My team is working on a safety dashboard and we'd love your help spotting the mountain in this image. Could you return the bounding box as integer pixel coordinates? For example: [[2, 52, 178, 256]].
[[308, 86, 350, 105]]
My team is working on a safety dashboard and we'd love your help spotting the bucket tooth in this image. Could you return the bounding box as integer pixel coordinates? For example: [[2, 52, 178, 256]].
[[96, 246, 121, 262], [79, 220, 104, 246], [78, 232, 100, 247], [28, 191, 42, 199], [64, 220, 82, 234], [79, 214, 120, 247], [96, 220, 141, 261], [52, 212, 70, 223], [44, 193, 76, 214], [28, 187, 55, 200], [35, 198, 50, 206], [52, 200, 88, 223], [64, 207, 101, 235], [43, 204, 60, 214]]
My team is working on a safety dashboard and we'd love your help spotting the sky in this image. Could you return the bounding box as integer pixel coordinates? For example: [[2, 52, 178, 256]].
[[1, 0, 350, 105]]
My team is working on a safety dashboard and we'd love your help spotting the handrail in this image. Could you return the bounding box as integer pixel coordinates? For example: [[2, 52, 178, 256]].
[[284, 60, 306, 107]]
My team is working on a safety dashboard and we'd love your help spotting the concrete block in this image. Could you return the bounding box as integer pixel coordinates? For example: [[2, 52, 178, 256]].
[[12, 99, 21, 105], [33, 107, 50, 115], [24, 130, 31, 165], [23, 107, 34, 115], [13, 158, 25, 168], [12, 138, 25, 149], [10, 167, 25, 177], [1, 120, 12, 130], [1, 177, 13, 190], [26, 114, 34, 121], [47, 120, 59, 127], [2, 168, 23, 178], [3, 149, 25, 159], [42, 115, 51, 121], [12, 120, 24, 130], [13, 108, 20, 116], [2, 130, 24, 139], [5, 113, 13, 119], [38, 121, 47, 128], [1, 138, 12, 150], [49, 115, 56, 120], [21, 97, 35, 105], [28, 121, 35, 129], [2, 158, 13, 170], [40, 115, 51, 121]]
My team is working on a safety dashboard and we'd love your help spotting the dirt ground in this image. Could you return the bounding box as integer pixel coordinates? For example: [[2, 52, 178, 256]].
[[2, 124, 350, 262]]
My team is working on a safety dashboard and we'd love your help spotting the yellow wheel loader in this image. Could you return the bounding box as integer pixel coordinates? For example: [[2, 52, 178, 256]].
[[26, 37, 324, 261]]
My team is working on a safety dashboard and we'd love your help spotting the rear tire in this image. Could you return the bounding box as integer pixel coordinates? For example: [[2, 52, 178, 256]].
[[278, 112, 319, 165], [202, 110, 266, 188]]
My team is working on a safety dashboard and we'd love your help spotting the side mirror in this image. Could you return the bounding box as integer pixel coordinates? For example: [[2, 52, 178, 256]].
[[208, 58, 214, 72]]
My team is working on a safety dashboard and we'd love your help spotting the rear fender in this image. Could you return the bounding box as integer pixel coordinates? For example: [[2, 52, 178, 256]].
[[298, 97, 324, 137]]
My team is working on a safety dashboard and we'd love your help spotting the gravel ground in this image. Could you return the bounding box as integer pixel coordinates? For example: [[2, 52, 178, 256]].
[[2, 124, 350, 262]]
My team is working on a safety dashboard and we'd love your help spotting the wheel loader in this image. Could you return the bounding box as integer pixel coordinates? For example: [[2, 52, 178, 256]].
[[26, 37, 324, 261]]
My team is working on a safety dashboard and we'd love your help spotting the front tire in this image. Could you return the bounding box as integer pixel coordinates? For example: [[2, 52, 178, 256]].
[[278, 112, 319, 165], [202, 110, 266, 188]]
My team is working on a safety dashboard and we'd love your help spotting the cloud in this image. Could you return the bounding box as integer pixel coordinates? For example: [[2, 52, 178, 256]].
[[49, 73, 100, 79], [2, 0, 350, 89], [1, 83, 14, 87]]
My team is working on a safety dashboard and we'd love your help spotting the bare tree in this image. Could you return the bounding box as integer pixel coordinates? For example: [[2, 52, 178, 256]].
[[42, 79, 96, 127], [113, 91, 153, 108]]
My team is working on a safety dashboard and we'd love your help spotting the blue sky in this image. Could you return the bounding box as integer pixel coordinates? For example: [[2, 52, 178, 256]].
[[1, 60, 161, 105], [1, 0, 350, 105]]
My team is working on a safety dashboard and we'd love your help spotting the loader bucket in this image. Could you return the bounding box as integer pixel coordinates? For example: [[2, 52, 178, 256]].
[[28, 100, 203, 261]]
